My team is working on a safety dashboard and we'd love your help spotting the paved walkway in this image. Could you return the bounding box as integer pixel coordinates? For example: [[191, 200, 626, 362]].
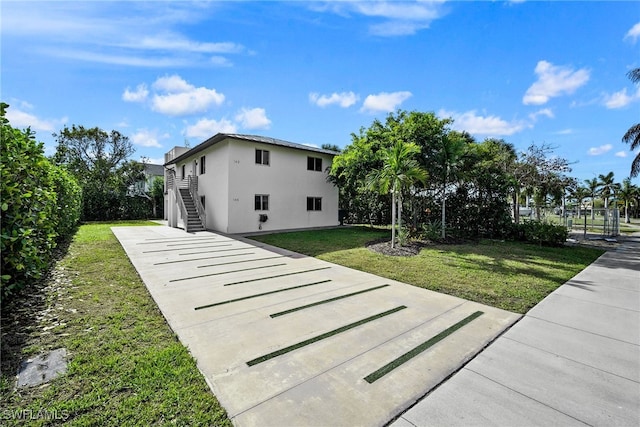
[[392, 235, 640, 426], [112, 226, 519, 427]]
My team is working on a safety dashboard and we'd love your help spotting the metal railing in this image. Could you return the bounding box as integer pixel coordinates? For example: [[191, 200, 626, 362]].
[[169, 170, 190, 230], [188, 175, 206, 229]]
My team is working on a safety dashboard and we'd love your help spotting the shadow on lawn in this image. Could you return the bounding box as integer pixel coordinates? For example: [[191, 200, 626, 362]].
[[0, 236, 74, 386], [431, 242, 605, 286]]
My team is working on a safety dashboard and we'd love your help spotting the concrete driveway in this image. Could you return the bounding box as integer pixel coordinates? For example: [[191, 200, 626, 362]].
[[112, 226, 520, 427]]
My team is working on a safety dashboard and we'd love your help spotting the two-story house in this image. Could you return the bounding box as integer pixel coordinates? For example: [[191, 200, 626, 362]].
[[164, 133, 339, 233]]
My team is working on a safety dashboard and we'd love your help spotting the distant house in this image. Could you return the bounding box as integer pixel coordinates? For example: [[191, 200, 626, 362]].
[[128, 163, 164, 197], [163, 133, 339, 233]]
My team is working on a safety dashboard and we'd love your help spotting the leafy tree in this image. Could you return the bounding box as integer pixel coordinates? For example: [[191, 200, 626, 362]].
[[622, 68, 640, 177], [457, 138, 518, 237], [329, 117, 398, 224], [366, 141, 427, 247], [321, 143, 341, 152], [150, 176, 165, 218], [52, 125, 139, 220], [512, 143, 571, 220]]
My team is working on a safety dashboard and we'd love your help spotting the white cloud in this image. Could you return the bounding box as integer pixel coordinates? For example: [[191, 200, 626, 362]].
[[210, 56, 233, 67], [587, 144, 613, 156], [3, 2, 247, 68], [624, 22, 640, 43], [523, 60, 590, 105], [603, 87, 640, 109], [528, 108, 554, 121], [438, 109, 526, 136], [46, 48, 191, 68], [152, 75, 194, 92], [122, 84, 149, 102], [310, 1, 448, 36], [130, 129, 165, 148], [151, 75, 224, 116], [361, 91, 412, 113], [4, 105, 66, 132], [126, 34, 244, 54], [615, 151, 628, 158], [555, 129, 573, 135], [185, 118, 237, 139], [235, 108, 271, 130], [309, 91, 359, 108], [353, 1, 446, 36]]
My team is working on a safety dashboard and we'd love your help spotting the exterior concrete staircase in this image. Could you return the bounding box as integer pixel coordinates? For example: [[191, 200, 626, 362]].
[[179, 188, 206, 232]]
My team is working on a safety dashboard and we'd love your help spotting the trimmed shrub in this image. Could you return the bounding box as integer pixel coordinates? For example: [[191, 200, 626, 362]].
[[509, 220, 568, 247]]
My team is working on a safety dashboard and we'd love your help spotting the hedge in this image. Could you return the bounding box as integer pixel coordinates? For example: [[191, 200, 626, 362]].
[[1, 103, 82, 301]]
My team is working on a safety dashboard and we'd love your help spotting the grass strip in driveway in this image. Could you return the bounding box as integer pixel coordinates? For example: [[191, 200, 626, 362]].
[[194, 280, 333, 310], [179, 247, 260, 256], [154, 252, 255, 265], [137, 237, 221, 244], [247, 305, 407, 367], [364, 310, 484, 384], [169, 263, 287, 282], [197, 255, 285, 268], [144, 243, 232, 253], [270, 284, 390, 318], [223, 266, 331, 286]]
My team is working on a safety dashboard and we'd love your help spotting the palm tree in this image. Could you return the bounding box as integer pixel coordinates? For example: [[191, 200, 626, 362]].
[[598, 172, 616, 209], [622, 68, 640, 177], [584, 177, 599, 221], [568, 185, 590, 217], [618, 178, 639, 223], [366, 140, 428, 248]]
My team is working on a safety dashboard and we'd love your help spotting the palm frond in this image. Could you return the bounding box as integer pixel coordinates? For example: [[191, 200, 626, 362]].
[[622, 123, 640, 150], [627, 67, 640, 84]]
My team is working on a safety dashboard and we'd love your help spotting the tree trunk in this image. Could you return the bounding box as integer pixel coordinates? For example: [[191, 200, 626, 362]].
[[441, 183, 446, 239], [398, 194, 403, 246], [513, 191, 520, 224], [626, 202, 630, 223], [391, 191, 396, 249]]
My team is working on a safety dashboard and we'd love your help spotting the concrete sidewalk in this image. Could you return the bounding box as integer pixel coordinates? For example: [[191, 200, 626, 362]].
[[112, 226, 519, 427], [392, 236, 640, 427]]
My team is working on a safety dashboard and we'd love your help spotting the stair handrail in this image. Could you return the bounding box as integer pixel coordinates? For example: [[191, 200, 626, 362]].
[[188, 175, 206, 229], [170, 169, 190, 232]]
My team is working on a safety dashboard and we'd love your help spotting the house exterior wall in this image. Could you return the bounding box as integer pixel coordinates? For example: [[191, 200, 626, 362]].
[[197, 141, 230, 232], [226, 139, 339, 234]]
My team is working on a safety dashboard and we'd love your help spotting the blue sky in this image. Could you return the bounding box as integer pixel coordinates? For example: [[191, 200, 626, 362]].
[[2, 1, 639, 185]]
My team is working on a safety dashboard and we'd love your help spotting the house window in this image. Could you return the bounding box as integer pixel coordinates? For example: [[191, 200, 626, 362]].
[[200, 196, 206, 210], [255, 194, 269, 211], [255, 149, 270, 166], [307, 197, 322, 211], [199, 156, 206, 174], [307, 156, 322, 171], [181, 164, 185, 179]]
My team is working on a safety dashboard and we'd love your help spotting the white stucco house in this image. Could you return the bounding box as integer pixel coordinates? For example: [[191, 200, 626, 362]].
[[163, 133, 340, 234]]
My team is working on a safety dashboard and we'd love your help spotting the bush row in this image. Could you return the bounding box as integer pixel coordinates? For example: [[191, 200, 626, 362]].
[[1, 104, 82, 301], [508, 220, 569, 247]]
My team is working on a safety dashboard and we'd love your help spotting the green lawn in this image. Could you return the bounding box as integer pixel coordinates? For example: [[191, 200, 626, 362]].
[[0, 221, 231, 426], [249, 226, 605, 314]]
